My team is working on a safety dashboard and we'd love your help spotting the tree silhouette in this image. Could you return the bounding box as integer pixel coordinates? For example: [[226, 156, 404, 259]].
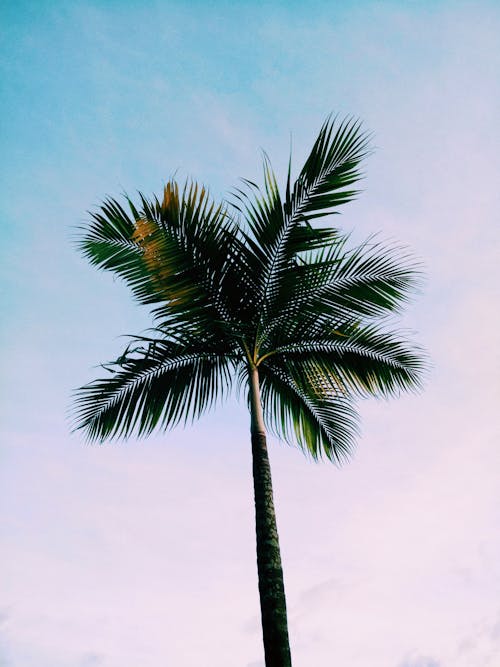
[[73, 116, 425, 666]]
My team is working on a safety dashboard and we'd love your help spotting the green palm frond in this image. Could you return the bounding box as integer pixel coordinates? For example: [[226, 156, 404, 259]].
[[268, 324, 425, 399], [80, 180, 247, 335], [286, 115, 371, 223], [311, 238, 422, 320], [73, 336, 237, 442], [230, 157, 288, 326], [256, 236, 421, 354], [79, 197, 157, 302], [259, 359, 359, 462], [232, 156, 284, 265]]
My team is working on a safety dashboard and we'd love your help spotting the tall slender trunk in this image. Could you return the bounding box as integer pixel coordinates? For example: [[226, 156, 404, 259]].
[[249, 365, 292, 667]]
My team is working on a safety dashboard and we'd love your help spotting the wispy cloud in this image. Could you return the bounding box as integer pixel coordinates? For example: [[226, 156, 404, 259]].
[[398, 656, 440, 667], [79, 654, 103, 667]]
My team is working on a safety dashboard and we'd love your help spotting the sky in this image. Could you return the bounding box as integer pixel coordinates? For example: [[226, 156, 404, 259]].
[[1, 1, 499, 666]]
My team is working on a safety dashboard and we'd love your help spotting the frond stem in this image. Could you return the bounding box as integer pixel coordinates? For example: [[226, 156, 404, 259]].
[[256, 350, 278, 366]]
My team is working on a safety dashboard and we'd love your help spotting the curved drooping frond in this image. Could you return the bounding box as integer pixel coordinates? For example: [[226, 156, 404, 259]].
[[73, 334, 238, 442], [259, 358, 359, 462], [268, 324, 425, 399]]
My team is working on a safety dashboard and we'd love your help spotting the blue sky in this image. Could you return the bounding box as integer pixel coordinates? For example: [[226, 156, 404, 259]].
[[1, 2, 500, 666]]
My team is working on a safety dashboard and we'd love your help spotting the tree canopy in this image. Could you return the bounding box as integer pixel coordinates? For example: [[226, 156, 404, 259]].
[[73, 116, 425, 462]]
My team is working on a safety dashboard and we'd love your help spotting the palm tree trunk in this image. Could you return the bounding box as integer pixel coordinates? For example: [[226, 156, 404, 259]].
[[249, 365, 292, 667]]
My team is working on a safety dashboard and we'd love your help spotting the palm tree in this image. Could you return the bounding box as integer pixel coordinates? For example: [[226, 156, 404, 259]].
[[72, 116, 425, 667]]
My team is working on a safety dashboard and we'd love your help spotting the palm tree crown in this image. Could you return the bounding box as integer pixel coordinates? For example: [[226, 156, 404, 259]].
[[73, 116, 424, 460]]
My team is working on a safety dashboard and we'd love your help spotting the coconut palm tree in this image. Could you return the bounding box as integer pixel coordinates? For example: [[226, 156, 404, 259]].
[[72, 116, 425, 667]]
